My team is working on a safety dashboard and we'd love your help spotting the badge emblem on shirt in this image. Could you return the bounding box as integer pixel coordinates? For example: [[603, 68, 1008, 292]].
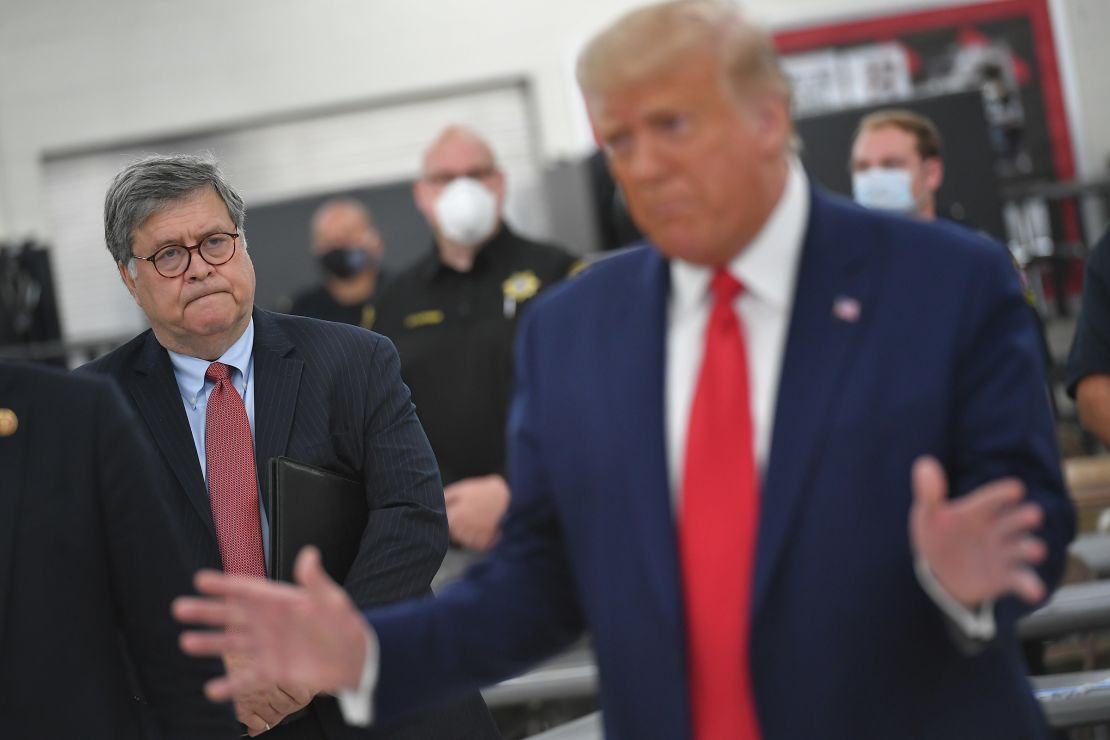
[[0, 408, 18, 437], [403, 309, 445, 329], [361, 305, 377, 330], [502, 271, 541, 302]]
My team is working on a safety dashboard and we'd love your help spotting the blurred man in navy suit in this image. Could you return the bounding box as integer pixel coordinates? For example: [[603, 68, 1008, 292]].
[[176, 3, 1073, 738]]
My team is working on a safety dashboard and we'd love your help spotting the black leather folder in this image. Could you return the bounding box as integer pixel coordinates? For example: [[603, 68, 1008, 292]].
[[268, 457, 367, 584]]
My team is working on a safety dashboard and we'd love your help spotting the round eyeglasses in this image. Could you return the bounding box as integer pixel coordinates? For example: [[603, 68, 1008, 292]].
[[132, 232, 239, 278]]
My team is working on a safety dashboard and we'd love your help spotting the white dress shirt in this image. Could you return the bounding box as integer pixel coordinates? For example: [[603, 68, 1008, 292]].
[[338, 158, 994, 725], [665, 157, 808, 498]]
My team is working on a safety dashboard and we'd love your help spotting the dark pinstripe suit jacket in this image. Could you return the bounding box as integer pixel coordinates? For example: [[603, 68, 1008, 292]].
[[0, 362, 238, 740], [83, 308, 499, 740]]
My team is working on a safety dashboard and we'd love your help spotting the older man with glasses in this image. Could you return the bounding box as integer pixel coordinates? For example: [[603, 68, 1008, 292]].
[[82, 154, 499, 740]]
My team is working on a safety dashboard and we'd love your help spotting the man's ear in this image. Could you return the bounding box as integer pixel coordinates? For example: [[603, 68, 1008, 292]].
[[413, 179, 435, 224], [117, 261, 140, 304], [923, 157, 944, 194], [489, 168, 508, 213]]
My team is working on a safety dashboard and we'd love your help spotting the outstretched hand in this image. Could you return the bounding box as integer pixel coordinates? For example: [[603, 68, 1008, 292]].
[[910, 455, 1047, 609], [173, 546, 371, 703]]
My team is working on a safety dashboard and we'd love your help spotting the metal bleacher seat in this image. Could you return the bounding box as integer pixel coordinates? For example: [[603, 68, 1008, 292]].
[[1071, 534, 1110, 579], [524, 712, 602, 740], [1064, 456, 1110, 534], [1020, 578, 1110, 729], [1020, 581, 1110, 642], [482, 642, 598, 709], [1032, 670, 1110, 729]]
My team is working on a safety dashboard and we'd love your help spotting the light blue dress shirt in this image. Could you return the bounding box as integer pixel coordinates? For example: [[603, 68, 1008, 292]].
[[167, 319, 271, 568]]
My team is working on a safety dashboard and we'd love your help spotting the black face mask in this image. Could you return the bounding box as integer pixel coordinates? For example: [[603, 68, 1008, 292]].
[[318, 248, 376, 279]]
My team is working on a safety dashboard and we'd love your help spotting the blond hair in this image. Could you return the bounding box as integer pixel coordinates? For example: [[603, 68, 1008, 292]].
[[576, 0, 790, 103]]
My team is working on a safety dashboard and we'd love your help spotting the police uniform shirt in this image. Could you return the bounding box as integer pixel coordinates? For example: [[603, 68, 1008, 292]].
[[371, 225, 578, 485], [1068, 227, 1110, 397], [287, 285, 378, 328]]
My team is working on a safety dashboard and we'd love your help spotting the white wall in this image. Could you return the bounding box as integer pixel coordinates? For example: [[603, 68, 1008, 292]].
[[1, 0, 1106, 241], [1050, 0, 1110, 179]]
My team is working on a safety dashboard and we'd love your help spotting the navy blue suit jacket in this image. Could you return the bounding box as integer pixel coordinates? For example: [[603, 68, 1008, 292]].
[[0, 362, 237, 740], [84, 309, 497, 739], [369, 188, 1075, 739]]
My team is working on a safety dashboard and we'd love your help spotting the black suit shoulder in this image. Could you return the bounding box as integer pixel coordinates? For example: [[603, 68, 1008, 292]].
[[499, 230, 579, 276], [260, 307, 390, 351], [0, 360, 237, 740], [80, 328, 157, 378], [11, 358, 114, 403]]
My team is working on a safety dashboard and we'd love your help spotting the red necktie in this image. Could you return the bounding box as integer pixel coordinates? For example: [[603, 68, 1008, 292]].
[[205, 362, 266, 578], [680, 269, 761, 740]]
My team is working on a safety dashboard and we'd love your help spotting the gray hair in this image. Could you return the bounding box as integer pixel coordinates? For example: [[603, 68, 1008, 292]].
[[104, 153, 246, 273]]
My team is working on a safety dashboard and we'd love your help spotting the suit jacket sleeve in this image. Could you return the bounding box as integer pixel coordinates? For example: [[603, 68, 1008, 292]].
[[947, 240, 1075, 631], [368, 308, 586, 723], [341, 334, 451, 607], [94, 378, 238, 739]]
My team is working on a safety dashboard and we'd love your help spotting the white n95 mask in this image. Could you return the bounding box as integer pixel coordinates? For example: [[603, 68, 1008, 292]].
[[434, 177, 499, 247], [852, 168, 916, 213]]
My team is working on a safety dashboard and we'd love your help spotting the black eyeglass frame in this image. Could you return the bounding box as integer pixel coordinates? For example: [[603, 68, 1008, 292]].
[[132, 232, 240, 278]]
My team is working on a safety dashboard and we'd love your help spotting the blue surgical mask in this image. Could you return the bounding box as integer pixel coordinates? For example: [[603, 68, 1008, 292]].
[[852, 168, 916, 213]]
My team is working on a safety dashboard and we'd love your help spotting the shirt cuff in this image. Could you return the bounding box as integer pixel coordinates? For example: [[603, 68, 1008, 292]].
[[335, 624, 379, 727], [914, 555, 997, 642]]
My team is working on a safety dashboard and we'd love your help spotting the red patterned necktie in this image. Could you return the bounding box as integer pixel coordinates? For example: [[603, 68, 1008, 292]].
[[205, 361, 266, 577], [679, 269, 761, 740]]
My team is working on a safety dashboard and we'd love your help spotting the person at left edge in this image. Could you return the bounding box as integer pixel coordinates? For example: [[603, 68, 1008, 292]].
[[0, 361, 239, 740], [81, 154, 499, 740], [174, 3, 1073, 737]]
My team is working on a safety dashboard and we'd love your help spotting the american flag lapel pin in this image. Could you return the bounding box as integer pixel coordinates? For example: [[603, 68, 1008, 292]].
[[832, 296, 861, 323]]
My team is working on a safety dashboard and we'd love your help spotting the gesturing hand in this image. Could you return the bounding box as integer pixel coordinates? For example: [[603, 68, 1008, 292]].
[[175, 547, 371, 703], [910, 455, 1047, 609]]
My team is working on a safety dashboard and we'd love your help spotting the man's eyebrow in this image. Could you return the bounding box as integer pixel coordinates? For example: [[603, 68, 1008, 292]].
[[151, 225, 231, 248]]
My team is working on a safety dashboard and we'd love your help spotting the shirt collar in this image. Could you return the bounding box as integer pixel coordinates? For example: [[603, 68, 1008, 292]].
[[168, 318, 255, 402], [419, 223, 509, 282], [670, 156, 810, 313]]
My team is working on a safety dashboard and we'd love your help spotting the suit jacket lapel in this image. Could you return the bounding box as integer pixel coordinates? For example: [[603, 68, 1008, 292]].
[[128, 332, 216, 538], [754, 189, 881, 616], [601, 251, 685, 647], [250, 310, 303, 504], [0, 368, 28, 650]]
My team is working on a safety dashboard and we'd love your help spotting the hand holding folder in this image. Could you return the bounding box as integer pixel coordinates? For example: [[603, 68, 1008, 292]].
[[268, 457, 368, 584]]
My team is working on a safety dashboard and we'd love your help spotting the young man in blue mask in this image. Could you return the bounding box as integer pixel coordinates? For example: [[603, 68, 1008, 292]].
[[850, 109, 944, 218], [288, 198, 384, 327], [851, 107, 1053, 424]]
